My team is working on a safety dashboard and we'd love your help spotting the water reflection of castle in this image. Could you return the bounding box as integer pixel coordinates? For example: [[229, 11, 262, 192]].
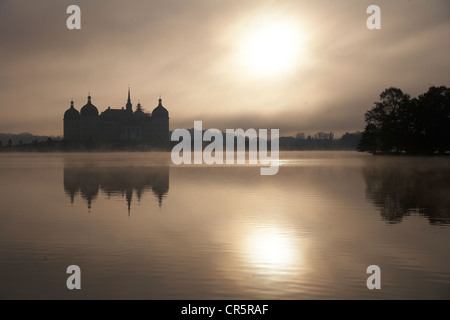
[[64, 166, 169, 213]]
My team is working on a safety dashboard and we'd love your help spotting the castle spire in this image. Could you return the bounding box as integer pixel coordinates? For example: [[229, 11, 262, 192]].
[[126, 87, 132, 112]]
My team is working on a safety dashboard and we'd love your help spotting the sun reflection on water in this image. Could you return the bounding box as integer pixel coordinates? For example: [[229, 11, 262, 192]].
[[242, 225, 304, 277]]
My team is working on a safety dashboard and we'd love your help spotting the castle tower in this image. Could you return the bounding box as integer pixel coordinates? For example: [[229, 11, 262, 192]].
[[63, 100, 80, 142], [151, 97, 170, 147], [80, 94, 99, 142]]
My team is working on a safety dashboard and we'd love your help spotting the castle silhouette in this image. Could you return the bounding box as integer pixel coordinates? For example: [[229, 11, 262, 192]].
[[63, 88, 169, 147]]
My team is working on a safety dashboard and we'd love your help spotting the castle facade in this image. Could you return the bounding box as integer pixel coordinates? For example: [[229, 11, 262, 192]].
[[63, 89, 169, 147]]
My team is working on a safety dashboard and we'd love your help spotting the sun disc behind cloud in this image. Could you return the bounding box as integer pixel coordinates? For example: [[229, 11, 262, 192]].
[[238, 18, 305, 77]]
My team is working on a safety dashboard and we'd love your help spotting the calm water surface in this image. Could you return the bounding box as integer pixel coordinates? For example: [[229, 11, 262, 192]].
[[0, 151, 449, 299]]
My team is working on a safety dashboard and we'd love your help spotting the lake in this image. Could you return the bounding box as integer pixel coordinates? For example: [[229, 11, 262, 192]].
[[0, 151, 449, 299]]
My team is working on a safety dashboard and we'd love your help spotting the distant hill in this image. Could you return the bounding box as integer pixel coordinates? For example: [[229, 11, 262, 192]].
[[0, 133, 62, 146]]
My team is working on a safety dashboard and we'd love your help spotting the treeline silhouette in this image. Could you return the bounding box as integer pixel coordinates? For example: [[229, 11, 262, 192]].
[[168, 129, 361, 151], [1, 131, 362, 152], [0, 133, 62, 149], [0, 136, 166, 152], [280, 131, 361, 150], [358, 86, 450, 154]]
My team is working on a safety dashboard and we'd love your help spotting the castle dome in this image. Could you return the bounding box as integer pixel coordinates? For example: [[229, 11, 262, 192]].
[[152, 98, 169, 118], [80, 95, 99, 117], [134, 102, 145, 117], [64, 100, 80, 119]]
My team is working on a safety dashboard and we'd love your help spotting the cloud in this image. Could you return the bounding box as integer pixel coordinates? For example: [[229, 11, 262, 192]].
[[0, 0, 449, 136]]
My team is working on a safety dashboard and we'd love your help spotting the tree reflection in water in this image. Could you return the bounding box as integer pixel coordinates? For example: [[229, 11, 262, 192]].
[[363, 163, 450, 225]]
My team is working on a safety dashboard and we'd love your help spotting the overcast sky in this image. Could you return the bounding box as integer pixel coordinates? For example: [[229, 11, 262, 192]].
[[1, 0, 449, 137]]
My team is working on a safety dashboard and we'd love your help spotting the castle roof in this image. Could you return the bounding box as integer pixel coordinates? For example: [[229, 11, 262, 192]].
[[134, 103, 145, 117], [152, 98, 169, 118], [80, 95, 99, 117], [64, 100, 80, 120], [100, 107, 129, 120]]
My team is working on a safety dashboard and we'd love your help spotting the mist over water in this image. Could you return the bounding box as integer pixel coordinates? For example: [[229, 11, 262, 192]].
[[0, 151, 449, 299]]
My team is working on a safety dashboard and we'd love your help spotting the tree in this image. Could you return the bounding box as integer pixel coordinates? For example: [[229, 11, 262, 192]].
[[416, 86, 450, 154], [366, 88, 410, 152], [359, 87, 411, 153], [358, 86, 450, 154], [357, 123, 379, 153], [314, 131, 333, 140], [341, 132, 361, 150], [295, 132, 305, 140], [7, 139, 12, 148]]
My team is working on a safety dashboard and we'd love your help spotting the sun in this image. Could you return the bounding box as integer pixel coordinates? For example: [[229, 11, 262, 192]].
[[238, 17, 305, 76]]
